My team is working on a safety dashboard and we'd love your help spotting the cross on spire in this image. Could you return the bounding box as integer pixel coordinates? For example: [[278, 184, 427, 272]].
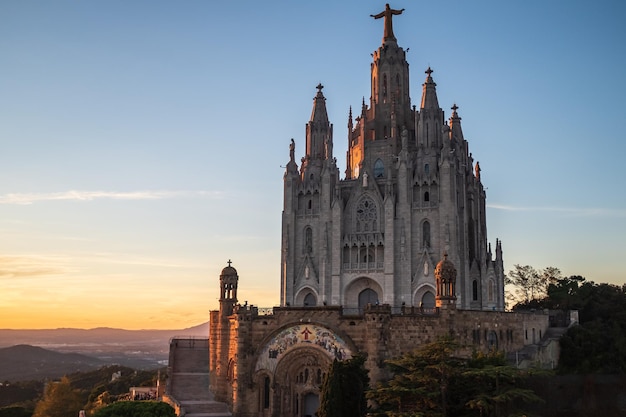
[[227, 259, 232, 267]]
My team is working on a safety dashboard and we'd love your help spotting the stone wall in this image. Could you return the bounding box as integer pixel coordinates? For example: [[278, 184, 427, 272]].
[[210, 303, 552, 416]]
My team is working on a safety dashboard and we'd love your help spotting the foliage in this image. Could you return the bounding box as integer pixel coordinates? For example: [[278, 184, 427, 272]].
[[0, 380, 43, 408], [32, 377, 83, 417], [92, 401, 175, 417], [555, 281, 626, 374], [506, 265, 562, 307], [463, 350, 545, 417], [507, 269, 626, 374], [0, 407, 33, 417], [368, 337, 544, 417], [318, 355, 369, 417]]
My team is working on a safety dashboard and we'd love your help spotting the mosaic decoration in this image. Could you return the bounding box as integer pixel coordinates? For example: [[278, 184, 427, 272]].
[[255, 324, 352, 373]]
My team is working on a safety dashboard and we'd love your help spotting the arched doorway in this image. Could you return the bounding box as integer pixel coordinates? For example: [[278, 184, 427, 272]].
[[255, 324, 354, 417], [359, 288, 379, 308], [302, 392, 319, 417]]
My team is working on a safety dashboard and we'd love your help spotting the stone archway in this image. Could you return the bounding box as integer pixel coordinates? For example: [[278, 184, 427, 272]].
[[272, 346, 330, 417], [254, 324, 355, 417]]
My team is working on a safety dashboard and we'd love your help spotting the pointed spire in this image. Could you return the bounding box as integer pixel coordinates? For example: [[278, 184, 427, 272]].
[[310, 83, 329, 125], [348, 106, 353, 132], [420, 67, 439, 110], [449, 103, 464, 141]]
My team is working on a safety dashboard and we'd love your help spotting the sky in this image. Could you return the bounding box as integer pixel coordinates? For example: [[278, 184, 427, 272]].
[[1, 1, 625, 330]]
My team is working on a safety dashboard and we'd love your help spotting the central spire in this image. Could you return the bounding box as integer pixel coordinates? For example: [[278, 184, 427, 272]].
[[371, 3, 405, 43]]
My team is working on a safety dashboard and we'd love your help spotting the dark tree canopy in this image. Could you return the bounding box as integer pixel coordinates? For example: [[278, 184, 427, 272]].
[[318, 355, 369, 417], [368, 337, 544, 417]]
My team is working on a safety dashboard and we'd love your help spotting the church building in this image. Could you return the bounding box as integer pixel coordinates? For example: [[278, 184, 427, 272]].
[[165, 5, 555, 417]]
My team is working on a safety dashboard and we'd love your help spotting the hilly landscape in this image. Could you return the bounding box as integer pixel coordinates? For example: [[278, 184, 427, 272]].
[[0, 323, 208, 381]]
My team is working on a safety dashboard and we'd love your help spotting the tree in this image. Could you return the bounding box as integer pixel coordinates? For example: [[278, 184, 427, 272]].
[[318, 355, 369, 417], [506, 265, 562, 307], [32, 377, 83, 417], [368, 336, 464, 417], [92, 401, 175, 417], [368, 338, 544, 417], [463, 351, 544, 417]]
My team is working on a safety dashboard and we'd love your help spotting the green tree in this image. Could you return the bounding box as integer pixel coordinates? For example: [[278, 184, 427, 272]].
[[92, 401, 175, 417], [368, 338, 544, 417], [32, 377, 83, 417], [463, 351, 544, 417], [506, 265, 562, 307], [368, 336, 464, 417], [318, 355, 369, 417]]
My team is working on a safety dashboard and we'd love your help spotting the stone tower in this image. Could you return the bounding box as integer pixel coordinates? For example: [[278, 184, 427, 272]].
[[280, 5, 505, 311]]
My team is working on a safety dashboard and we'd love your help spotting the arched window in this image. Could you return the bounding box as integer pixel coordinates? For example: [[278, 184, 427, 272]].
[[424, 163, 430, 175], [472, 280, 478, 301], [303, 292, 316, 307], [383, 74, 388, 102], [358, 288, 378, 309], [374, 159, 385, 178], [308, 199, 312, 210], [422, 221, 431, 247], [487, 331, 498, 349], [304, 227, 312, 254], [263, 376, 270, 409], [424, 191, 430, 202], [421, 291, 435, 309]]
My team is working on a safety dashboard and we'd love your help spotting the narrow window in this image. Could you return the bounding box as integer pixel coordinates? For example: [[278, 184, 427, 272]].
[[263, 376, 270, 409], [374, 159, 385, 178], [472, 280, 478, 301], [424, 191, 430, 202], [424, 163, 430, 174], [422, 221, 431, 247], [305, 227, 312, 254]]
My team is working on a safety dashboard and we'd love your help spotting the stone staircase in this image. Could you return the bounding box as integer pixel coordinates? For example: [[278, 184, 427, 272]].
[[166, 338, 231, 417]]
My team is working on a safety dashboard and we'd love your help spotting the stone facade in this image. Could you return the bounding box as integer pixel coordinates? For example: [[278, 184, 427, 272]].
[[208, 276, 549, 417], [168, 6, 556, 417], [280, 6, 504, 313]]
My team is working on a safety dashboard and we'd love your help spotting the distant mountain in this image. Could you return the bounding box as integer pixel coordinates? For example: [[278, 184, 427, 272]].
[[0, 322, 209, 376], [0, 344, 104, 382], [0, 322, 209, 346]]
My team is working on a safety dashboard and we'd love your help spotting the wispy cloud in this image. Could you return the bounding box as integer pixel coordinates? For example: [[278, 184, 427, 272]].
[[0, 190, 223, 205], [488, 204, 626, 217], [0, 255, 69, 279]]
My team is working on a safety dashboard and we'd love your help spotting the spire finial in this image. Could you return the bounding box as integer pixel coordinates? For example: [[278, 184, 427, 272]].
[[316, 83, 324, 92], [425, 67, 433, 77], [227, 259, 232, 267], [451, 103, 459, 113]]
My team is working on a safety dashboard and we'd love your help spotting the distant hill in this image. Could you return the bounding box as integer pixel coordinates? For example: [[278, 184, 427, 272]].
[[0, 344, 104, 382], [0, 323, 209, 377], [0, 322, 209, 346]]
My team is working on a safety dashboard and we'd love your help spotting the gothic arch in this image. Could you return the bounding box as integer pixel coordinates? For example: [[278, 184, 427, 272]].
[[343, 277, 383, 309], [295, 287, 318, 307], [413, 283, 436, 309]]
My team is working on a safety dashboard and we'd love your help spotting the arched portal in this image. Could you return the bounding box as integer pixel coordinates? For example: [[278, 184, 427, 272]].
[[255, 324, 355, 417], [358, 288, 379, 308], [303, 392, 319, 417]]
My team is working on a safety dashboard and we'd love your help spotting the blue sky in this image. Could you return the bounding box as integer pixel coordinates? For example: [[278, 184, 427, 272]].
[[1, 1, 624, 329]]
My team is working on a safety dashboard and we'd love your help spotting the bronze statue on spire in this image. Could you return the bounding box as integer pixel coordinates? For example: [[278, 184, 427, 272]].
[[371, 3, 405, 41]]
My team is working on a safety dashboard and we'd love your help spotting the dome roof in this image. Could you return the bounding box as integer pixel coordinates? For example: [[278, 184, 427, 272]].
[[434, 253, 456, 281], [221, 261, 238, 276]]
